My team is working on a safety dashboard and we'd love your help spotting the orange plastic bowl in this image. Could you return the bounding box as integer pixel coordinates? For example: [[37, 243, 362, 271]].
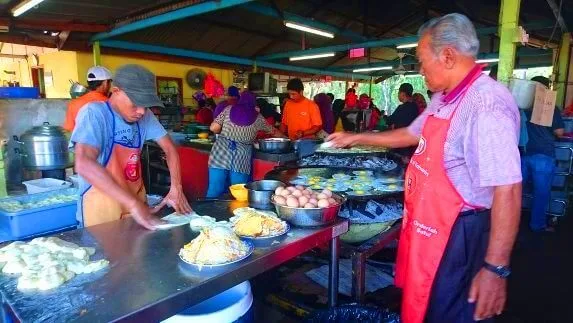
[[229, 184, 248, 201]]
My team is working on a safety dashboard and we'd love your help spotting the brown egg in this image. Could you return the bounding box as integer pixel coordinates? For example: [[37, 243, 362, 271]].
[[322, 189, 333, 198], [304, 203, 316, 208], [298, 196, 309, 205], [309, 198, 318, 205], [295, 185, 305, 191], [275, 187, 284, 195], [274, 195, 287, 205], [317, 193, 328, 200], [292, 190, 303, 197], [327, 198, 337, 206], [280, 189, 292, 197], [302, 189, 311, 196], [287, 186, 297, 192], [317, 199, 330, 208], [286, 196, 300, 207]]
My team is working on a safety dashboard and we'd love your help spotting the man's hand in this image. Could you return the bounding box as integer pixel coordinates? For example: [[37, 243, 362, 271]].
[[468, 268, 507, 321], [326, 132, 359, 148], [129, 201, 164, 230], [152, 185, 193, 215]]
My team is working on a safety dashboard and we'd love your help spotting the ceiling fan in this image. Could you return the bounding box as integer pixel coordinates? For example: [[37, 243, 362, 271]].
[[392, 53, 417, 75]]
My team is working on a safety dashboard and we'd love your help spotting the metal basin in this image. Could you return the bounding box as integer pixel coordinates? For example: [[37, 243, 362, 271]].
[[258, 138, 291, 154], [271, 193, 346, 227], [246, 180, 285, 210]]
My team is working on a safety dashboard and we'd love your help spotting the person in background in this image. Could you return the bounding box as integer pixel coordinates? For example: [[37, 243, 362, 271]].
[[63, 66, 113, 132], [256, 98, 279, 139], [489, 64, 498, 80], [413, 92, 428, 114], [195, 99, 214, 125], [314, 93, 335, 134], [328, 13, 522, 322], [280, 78, 323, 140], [326, 93, 335, 103], [387, 83, 420, 130], [214, 86, 240, 118], [344, 88, 358, 109], [207, 91, 284, 197], [521, 76, 564, 232], [332, 98, 345, 131], [72, 64, 191, 230]]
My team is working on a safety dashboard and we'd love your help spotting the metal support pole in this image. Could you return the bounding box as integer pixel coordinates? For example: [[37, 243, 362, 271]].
[[351, 254, 366, 303], [369, 76, 373, 97], [93, 41, 102, 66], [328, 236, 340, 308], [555, 33, 571, 109], [497, 0, 522, 85]]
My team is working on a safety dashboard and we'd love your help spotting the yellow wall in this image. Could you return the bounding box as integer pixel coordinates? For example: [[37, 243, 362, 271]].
[[39, 51, 80, 99], [76, 52, 234, 106], [0, 58, 34, 87]]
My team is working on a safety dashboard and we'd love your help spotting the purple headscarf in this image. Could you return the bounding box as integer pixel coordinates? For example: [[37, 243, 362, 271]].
[[230, 91, 258, 126], [213, 86, 241, 118], [314, 93, 335, 134]]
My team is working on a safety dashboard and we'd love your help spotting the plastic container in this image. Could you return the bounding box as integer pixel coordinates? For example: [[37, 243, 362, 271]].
[[0, 188, 78, 240], [229, 184, 248, 201], [68, 175, 80, 188], [163, 281, 253, 323], [23, 178, 72, 194]]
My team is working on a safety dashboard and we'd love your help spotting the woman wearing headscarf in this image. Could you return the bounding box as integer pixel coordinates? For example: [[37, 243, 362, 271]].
[[206, 91, 284, 198], [213, 86, 240, 118], [256, 98, 280, 139], [314, 93, 335, 134], [332, 98, 345, 131]]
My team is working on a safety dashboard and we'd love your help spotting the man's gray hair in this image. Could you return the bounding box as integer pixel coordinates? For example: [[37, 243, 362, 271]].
[[418, 13, 480, 57]]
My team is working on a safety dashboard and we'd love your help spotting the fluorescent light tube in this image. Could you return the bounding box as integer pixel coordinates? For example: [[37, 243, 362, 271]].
[[476, 58, 499, 63], [352, 66, 393, 72], [12, 0, 45, 17], [289, 53, 335, 61], [396, 43, 418, 49], [285, 22, 334, 38]]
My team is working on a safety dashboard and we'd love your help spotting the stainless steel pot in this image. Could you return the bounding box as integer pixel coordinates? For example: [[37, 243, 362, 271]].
[[272, 193, 346, 227], [14, 122, 73, 170], [258, 138, 291, 154], [69, 80, 88, 99], [246, 180, 285, 210]]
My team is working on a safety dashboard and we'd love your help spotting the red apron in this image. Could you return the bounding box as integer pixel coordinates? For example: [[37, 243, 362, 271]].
[[395, 67, 483, 323]]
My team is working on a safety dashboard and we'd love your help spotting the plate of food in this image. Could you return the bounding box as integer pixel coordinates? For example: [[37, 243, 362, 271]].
[[179, 226, 254, 271], [230, 208, 289, 245]]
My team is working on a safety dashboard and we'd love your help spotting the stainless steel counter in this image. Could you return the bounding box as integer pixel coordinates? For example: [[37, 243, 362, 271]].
[[0, 200, 348, 322]]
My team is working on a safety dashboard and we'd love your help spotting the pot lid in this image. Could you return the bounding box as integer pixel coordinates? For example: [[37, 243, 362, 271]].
[[23, 122, 67, 138]]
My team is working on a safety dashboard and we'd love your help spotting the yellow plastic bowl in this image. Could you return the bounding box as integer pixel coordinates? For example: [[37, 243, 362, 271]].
[[198, 132, 209, 139], [229, 184, 248, 201]]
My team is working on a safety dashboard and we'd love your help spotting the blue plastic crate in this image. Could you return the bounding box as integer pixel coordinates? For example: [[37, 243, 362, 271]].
[[0, 188, 78, 240], [0, 87, 39, 99]]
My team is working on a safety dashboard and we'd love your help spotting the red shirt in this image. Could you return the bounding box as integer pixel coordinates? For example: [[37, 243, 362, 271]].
[[196, 108, 214, 125]]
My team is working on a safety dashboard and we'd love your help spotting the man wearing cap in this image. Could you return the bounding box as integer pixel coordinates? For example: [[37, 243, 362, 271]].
[[63, 66, 113, 132], [71, 64, 192, 230]]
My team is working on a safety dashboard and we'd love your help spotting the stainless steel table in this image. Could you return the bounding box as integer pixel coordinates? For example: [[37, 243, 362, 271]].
[[0, 200, 348, 322]]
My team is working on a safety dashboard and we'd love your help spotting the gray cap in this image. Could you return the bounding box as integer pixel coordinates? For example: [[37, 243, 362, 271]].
[[113, 64, 164, 108]]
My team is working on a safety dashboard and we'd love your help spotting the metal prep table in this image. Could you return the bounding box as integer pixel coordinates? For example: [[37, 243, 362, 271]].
[[0, 200, 349, 322]]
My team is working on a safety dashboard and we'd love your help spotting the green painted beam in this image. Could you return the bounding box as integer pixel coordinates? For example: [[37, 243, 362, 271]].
[[93, 41, 101, 66], [497, 0, 521, 85], [555, 33, 571, 108]]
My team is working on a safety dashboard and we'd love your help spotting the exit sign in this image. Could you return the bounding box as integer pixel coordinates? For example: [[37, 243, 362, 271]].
[[349, 48, 365, 58]]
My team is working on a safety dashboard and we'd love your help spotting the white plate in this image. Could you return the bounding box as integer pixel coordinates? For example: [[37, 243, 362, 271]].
[[179, 242, 254, 270]]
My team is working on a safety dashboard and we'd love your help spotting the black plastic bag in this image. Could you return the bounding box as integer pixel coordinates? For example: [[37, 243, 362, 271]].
[[305, 304, 400, 323]]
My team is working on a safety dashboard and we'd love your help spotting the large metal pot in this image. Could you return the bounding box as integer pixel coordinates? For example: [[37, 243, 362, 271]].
[[14, 122, 73, 170], [69, 80, 88, 99], [246, 180, 285, 210], [258, 138, 291, 154]]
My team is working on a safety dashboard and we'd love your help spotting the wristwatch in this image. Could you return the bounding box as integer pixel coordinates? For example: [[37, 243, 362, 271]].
[[483, 262, 511, 278]]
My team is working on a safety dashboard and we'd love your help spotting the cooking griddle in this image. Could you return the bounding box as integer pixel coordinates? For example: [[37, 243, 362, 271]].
[[264, 166, 404, 201], [314, 147, 388, 157]]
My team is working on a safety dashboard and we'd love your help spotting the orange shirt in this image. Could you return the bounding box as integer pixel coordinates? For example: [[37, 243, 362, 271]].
[[63, 91, 108, 132], [281, 98, 322, 140]]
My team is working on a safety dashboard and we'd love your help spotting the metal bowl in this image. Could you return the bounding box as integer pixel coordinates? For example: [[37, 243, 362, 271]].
[[245, 180, 285, 210], [271, 193, 347, 227], [258, 138, 292, 154]]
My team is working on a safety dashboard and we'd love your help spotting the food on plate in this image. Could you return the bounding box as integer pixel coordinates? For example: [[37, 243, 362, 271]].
[[179, 227, 250, 265], [0, 237, 108, 291], [272, 186, 340, 209], [230, 208, 287, 237], [189, 215, 217, 231]]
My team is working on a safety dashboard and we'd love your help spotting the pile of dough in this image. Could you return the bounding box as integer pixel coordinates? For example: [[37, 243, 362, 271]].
[[179, 227, 249, 265], [0, 193, 77, 213], [0, 237, 109, 291]]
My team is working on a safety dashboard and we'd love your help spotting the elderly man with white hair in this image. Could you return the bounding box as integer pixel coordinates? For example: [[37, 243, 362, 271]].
[[329, 13, 522, 323]]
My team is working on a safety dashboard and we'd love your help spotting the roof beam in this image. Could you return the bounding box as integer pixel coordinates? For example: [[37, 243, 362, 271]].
[[99, 40, 372, 80], [91, 0, 255, 41], [0, 18, 108, 32], [241, 2, 369, 42], [546, 0, 568, 32], [256, 21, 556, 61]]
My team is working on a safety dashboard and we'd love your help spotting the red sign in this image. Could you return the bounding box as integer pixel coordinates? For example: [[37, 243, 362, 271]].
[[349, 48, 365, 58]]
